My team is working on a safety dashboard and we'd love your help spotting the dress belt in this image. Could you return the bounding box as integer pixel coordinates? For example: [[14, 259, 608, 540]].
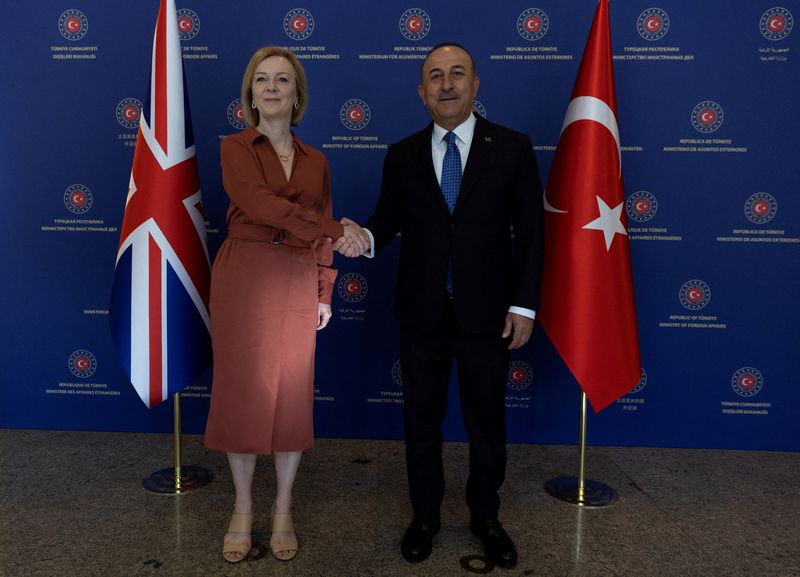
[[227, 223, 312, 248]]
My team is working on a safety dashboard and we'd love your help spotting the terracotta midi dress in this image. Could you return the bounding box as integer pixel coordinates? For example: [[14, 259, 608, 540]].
[[204, 127, 344, 454]]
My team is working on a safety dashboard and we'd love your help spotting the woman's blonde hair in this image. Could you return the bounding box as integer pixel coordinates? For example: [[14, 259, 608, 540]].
[[241, 46, 308, 127]]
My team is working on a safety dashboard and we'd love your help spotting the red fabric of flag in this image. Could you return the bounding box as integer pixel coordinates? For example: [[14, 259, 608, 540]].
[[538, 0, 641, 412]]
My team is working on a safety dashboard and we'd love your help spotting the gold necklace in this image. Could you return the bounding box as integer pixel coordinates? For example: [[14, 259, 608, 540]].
[[265, 132, 294, 162], [275, 141, 294, 162]]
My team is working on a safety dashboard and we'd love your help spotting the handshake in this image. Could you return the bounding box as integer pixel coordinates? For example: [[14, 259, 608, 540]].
[[333, 217, 371, 258]]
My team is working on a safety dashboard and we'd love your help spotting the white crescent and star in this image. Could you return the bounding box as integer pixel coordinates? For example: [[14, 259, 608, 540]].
[[582, 195, 627, 251], [543, 95, 627, 250]]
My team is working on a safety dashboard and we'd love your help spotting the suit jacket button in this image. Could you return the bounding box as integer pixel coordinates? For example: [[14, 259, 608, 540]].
[[449, 223, 456, 231]]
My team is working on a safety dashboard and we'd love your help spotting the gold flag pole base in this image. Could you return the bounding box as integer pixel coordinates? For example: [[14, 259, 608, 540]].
[[544, 477, 618, 508], [544, 391, 619, 508], [143, 393, 213, 495], [142, 465, 213, 495]]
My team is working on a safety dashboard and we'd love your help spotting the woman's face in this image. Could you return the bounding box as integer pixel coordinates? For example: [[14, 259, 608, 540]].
[[251, 56, 297, 124]]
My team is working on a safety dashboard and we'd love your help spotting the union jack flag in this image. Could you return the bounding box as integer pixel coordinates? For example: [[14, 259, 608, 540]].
[[109, 0, 211, 408]]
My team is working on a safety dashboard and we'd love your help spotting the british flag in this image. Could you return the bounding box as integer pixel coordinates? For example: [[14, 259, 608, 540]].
[[109, 0, 211, 408]]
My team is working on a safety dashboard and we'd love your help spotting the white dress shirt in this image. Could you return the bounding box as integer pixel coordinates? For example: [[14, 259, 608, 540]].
[[431, 113, 475, 183]]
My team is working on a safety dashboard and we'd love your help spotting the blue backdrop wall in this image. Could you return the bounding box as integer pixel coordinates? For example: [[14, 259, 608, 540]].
[[1, 1, 798, 451]]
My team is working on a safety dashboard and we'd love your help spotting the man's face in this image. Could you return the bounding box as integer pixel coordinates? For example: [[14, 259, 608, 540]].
[[417, 46, 480, 130]]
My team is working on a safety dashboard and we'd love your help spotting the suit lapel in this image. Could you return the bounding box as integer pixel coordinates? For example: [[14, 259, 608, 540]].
[[456, 116, 493, 213]]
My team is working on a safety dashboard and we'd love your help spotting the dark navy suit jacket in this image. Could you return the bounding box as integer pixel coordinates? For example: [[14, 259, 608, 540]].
[[366, 114, 544, 333]]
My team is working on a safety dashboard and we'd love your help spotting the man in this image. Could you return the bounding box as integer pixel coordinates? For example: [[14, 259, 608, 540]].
[[336, 43, 543, 569]]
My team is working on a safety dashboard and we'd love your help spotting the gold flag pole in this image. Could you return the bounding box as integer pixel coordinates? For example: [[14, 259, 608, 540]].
[[142, 393, 214, 494], [544, 391, 618, 507], [174, 392, 182, 490]]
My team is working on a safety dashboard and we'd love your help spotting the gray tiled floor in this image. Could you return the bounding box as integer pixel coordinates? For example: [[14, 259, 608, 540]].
[[1, 429, 798, 577]]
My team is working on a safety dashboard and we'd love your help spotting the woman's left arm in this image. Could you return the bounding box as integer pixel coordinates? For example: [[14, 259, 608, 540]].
[[316, 159, 338, 311]]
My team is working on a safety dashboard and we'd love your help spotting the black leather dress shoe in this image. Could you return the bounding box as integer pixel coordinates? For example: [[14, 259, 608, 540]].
[[469, 516, 518, 569], [401, 513, 441, 563]]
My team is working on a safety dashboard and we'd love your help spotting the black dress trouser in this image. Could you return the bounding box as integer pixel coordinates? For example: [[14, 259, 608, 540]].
[[399, 300, 509, 519]]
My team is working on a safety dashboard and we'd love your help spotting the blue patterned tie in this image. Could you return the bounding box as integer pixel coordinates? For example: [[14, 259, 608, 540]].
[[441, 132, 461, 213], [441, 132, 461, 292]]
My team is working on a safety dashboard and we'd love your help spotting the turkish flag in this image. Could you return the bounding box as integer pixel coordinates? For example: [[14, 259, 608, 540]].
[[538, 0, 641, 412]]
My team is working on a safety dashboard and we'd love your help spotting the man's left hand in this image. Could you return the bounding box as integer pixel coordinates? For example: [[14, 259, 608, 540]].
[[502, 313, 534, 350]]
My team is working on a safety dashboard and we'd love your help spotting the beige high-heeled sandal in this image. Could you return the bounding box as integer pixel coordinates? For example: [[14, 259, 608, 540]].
[[270, 506, 298, 561], [222, 511, 252, 563]]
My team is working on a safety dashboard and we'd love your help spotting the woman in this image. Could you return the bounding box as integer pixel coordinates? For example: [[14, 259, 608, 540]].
[[204, 46, 365, 563]]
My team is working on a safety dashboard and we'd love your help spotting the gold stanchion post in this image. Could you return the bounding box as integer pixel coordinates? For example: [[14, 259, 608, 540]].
[[544, 392, 618, 507], [142, 393, 214, 494]]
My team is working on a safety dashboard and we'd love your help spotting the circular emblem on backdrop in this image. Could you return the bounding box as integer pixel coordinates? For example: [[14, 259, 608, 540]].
[[398, 8, 431, 41], [227, 98, 248, 130], [337, 272, 368, 303], [760, 7, 793, 41], [637, 8, 670, 41], [517, 8, 550, 41], [115, 98, 143, 129], [745, 192, 778, 224], [629, 368, 647, 395], [69, 350, 97, 379], [176, 8, 200, 41], [64, 184, 93, 214], [679, 279, 711, 310], [58, 9, 88, 41], [507, 361, 533, 391], [391, 359, 403, 387], [471, 100, 487, 118], [731, 367, 764, 397], [691, 101, 724, 133], [626, 191, 658, 223], [283, 8, 315, 40], [340, 99, 371, 131]]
